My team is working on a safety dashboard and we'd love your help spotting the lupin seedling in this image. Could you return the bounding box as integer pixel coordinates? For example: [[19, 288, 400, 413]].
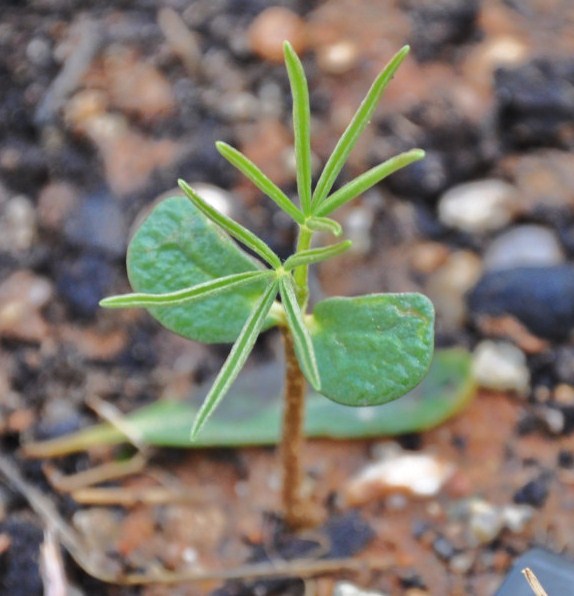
[[101, 42, 435, 528]]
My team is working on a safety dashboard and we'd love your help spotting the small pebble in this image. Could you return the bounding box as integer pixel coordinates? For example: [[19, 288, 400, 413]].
[[472, 340, 530, 395], [37, 181, 79, 231], [65, 190, 127, 256], [467, 500, 504, 545], [0, 271, 53, 343], [248, 7, 307, 63], [438, 179, 519, 234], [449, 552, 475, 575], [484, 225, 564, 272], [344, 450, 455, 505], [333, 581, 387, 596], [317, 40, 359, 75], [501, 504, 534, 533], [0, 195, 37, 252], [513, 474, 551, 508], [426, 250, 482, 332]]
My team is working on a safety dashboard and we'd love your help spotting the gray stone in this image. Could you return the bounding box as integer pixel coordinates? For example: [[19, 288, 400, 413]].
[[484, 225, 564, 271]]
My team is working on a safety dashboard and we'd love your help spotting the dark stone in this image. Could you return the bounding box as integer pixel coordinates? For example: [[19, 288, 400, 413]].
[[55, 253, 116, 319], [495, 58, 574, 149], [433, 535, 456, 560], [467, 266, 574, 341], [554, 346, 574, 385], [64, 190, 127, 257], [513, 473, 551, 508], [0, 516, 43, 596], [404, 0, 481, 62], [558, 450, 574, 469]]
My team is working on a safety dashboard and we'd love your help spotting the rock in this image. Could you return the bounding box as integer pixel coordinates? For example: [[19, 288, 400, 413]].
[[56, 253, 115, 319], [484, 225, 564, 271], [0, 271, 53, 343], [37, 181, 79, 231], [495, 57, 574, 149], [316, 40, 359, 75], [501, 504, 535, 533], [438, 179, 520, 234], [406, 0, 480, 61], [468, 265, 574, 341], [0, 195, 37, 253], [64, 189, 127, 257], [248, 7, 308, 63], [343, 448, 455, 505], [472, 340, 530, 395], [100, 47, 176, 121], [467, 500, 504, 545], [333, 582, 387, 596], [426, 250, 482, 333], [509, 150, 574, 216], [513, 474, 551, 508]]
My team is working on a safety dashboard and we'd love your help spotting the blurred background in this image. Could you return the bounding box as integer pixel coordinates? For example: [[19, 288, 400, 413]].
[[1, 0, 574, 594]]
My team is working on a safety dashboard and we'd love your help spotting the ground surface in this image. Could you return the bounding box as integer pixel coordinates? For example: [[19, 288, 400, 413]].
[[1, 0, 574, 594]]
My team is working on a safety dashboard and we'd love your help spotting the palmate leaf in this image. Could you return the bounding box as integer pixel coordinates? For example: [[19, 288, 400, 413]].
[[308, 294, 435, 406], [126, 196, 279, 344]]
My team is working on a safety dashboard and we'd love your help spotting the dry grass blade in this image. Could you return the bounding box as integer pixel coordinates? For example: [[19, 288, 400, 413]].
[[522, 567, 549, 596], [40, 529, 68, 596]]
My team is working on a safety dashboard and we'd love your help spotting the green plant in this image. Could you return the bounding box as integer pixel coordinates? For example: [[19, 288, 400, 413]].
[[101, 42, 434, 528]]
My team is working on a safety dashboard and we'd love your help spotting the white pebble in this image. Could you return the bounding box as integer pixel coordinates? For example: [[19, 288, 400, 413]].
[[472, 340, 530, 395], [344, 450, 454, 505], [438, 179, 519, 234], [333, 582, 387, 596], [187, 183, 235, 218]]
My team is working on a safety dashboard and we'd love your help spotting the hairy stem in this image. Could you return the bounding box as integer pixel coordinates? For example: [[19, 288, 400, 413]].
[[279, 325, 320, 529], [292, 226, 312, 307]]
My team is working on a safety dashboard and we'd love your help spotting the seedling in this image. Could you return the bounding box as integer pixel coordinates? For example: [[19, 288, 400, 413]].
[[101, 42, 434, 528]]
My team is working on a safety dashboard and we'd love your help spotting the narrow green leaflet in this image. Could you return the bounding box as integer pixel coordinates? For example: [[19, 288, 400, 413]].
[[190, 279, 279, 439], [309, 294, 435, 406], [311, 45, 410, 208], [283, 41, 312, 215], [305, 216, 342, 236], [126, 196, 277, 344], [100, 271, 273, 309], [278, 276, 320, 390], [179, 179, 281, 269], [316, 149, 425, 216], [216, 141, 304, 224], [283, 240, 352, 271]]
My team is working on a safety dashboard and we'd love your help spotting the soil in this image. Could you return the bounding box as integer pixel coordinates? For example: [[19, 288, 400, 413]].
[[2, 1, 574, 595]]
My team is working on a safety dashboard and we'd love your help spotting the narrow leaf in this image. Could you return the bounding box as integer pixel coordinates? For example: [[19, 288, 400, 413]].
[[283, 41, 312, 215], [100, 271, 272, 309], [179, 180, 281, 269], [312, 45, 411, 207], [317, 149, 425, 216], [305, 216, 342, 236], [190, 280, 279, 439], [279, 276, 320, 390], [283, 240, 352, 271], [216, 141, 304, 224]]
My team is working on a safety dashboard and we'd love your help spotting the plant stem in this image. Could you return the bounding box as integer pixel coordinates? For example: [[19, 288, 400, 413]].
[[292, 226, 312, 306], [279, 325, 320, 529]]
